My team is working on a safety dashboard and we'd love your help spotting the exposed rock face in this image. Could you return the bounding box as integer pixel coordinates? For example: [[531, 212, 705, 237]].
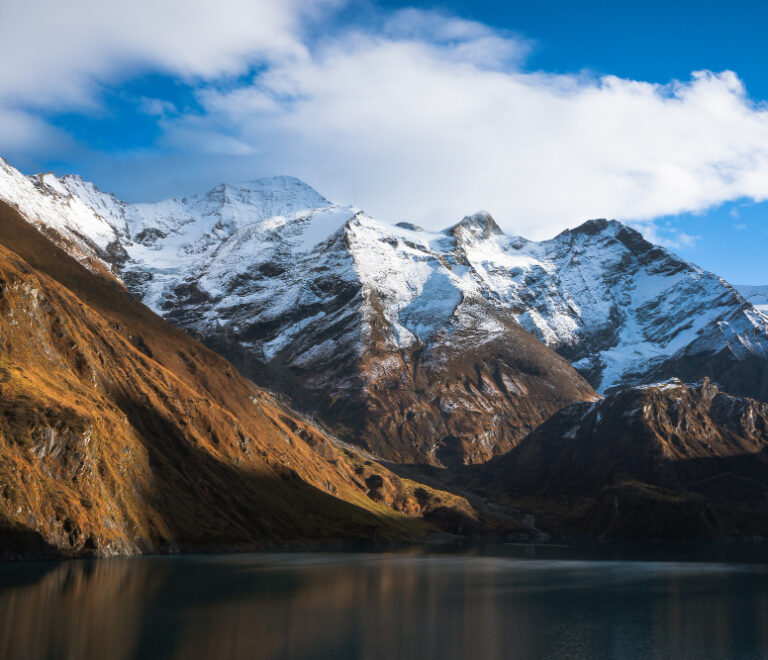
[[0, 199, 478, 559], [0, 159, 597, 466], [2, 157, 768, 544], [192, 209, 597, 466], [533, 220, 768, 399], [481, 378, 768, 538], [4, 157, 768, 462]]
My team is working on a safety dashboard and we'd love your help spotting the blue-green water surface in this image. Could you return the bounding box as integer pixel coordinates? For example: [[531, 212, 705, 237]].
[[1, 542, 767, 659]]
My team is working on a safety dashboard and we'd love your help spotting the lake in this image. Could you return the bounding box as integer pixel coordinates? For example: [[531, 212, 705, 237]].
[[1, 542, 767, 659]]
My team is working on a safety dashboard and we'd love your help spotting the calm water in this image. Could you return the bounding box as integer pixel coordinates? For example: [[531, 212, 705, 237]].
[[1, 542, 768, 659]]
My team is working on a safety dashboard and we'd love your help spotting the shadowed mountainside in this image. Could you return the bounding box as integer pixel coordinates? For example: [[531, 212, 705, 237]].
[[477, 378, 768, 538]]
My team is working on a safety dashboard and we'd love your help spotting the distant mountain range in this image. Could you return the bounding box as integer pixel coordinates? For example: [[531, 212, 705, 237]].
[[1, 154, 768, 554], [4, 159, 767, 460]]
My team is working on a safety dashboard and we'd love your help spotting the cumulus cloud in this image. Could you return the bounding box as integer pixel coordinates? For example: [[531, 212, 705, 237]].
[[0, 0, 334, 167], [381, 8, 532, 68], [157, 15, 768, 237], [3, 2, 768, 239], [0, 0, 332, 109], [0, 108, 69, 153]]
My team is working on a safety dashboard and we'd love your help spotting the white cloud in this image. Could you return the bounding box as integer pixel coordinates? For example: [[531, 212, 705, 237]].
[[0, 0, 335, 166], [629, 222, 701, 251], [0, 108, 68, 152], [137, 98, 178, 117], [3, 3, 768, 240], [673, 232, 701, 249], [0, 0, 334, 108], [152, 12, 768, 238], [381, 8, 532, 68]]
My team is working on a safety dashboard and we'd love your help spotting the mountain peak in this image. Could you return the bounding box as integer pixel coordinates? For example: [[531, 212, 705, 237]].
[[196, 175, 331, 217], [60, 173, 86, 184], [226, 175, 325, 196], [448, 210, 504, 241], [569, 218, 620, 236], [554, 218, 654, 251]]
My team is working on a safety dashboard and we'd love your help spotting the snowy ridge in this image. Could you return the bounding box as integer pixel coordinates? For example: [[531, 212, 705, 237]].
[[0, 158, 124, 271], [1, 157, 767, 396], [490, 219, 768, 391]]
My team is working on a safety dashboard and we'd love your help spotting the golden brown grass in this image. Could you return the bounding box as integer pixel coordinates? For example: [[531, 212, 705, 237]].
[[0, 201, 473, 557]]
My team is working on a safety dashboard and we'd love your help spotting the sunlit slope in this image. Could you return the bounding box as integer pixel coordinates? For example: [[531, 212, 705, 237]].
[[0, 200, 475, 558]]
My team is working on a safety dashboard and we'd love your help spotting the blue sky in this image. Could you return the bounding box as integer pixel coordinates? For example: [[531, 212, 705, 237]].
[[1, 0, 767, 283]]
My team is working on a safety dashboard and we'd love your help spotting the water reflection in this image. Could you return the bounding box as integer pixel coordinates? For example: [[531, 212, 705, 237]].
[[1, 544, 768, 659]]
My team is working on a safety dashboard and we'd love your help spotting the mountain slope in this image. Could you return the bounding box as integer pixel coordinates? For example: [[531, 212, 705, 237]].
[[0, 198, 479, 558], [190, 210, 598, 466], [0, 159, 597, 466], [521, 220, 768, 397], [479, 378, 768, 538], [6, 158, 768, 460], [6, 160, 766, 402]]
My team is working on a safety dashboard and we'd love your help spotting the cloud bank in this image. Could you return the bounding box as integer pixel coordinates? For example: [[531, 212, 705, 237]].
[[2, 1, 768, 238]]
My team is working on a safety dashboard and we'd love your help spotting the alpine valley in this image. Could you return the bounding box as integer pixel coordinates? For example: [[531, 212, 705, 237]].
[[1, 154, 768, 556]]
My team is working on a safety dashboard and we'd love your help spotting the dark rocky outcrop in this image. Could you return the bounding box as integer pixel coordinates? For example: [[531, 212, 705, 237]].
[[479, 378, 768, 538]]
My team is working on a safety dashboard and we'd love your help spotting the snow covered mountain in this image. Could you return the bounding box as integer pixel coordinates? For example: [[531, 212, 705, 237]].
[[504, 219, 768, 396], [2, 156, 767, 462], [0, 158, 598, 465]]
